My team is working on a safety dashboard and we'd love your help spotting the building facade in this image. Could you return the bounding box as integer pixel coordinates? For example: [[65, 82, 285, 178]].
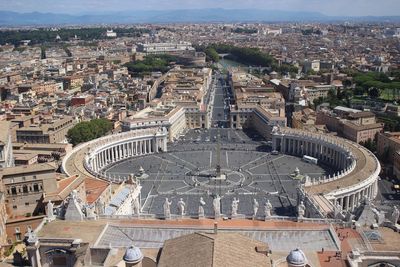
[[16, 116, 75, 144], [0, 121, 14, 168], [0, 181, 7, 259], [0, 163, 58, 218]]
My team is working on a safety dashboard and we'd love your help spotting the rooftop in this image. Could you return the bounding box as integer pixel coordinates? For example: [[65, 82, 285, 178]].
[[158, 232, 271, 267]]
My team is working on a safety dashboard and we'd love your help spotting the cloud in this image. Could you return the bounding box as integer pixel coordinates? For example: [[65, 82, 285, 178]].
[[0, 0, 399, 16]]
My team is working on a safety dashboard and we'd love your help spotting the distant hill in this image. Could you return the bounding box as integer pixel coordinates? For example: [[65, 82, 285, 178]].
[[0, 9, 399, 26]]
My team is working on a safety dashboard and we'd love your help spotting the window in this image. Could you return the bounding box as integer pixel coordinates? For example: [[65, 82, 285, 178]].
[[25, 202, 29, 206], [15, 233, 21, 241], [13, 205, 17, 209], [23, 185, 28, 194], [11, 187, 17, 195], [15, 227, 20, 233], [33, 184, 39, 192]]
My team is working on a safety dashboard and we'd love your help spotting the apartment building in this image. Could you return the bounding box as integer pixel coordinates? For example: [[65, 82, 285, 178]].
[[229, 71, 287, 134], [316, 107, 383, 143], [377, 132, 400, 178]]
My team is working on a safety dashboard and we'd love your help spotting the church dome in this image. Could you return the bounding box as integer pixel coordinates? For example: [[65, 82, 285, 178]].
[[286, 248, 307, 266], [123, 245, 143, 263]]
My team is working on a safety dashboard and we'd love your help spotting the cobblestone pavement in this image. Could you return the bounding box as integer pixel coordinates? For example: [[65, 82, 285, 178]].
[[106, 128, 335, 217]]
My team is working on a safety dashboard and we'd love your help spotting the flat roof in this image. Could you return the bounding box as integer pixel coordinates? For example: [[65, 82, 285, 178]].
[[0, 162, 57, 177]]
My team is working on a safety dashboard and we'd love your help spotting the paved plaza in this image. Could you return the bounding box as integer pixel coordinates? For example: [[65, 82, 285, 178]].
[[106, 128, 336, 217]]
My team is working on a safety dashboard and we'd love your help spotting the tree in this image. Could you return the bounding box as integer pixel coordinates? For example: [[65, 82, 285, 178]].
[[368, 87, 380, 98], [342, 79, 352, 88], [360, 138, 376, 152], [40, 46, 46, 59], [67, 119, 113, 146], [204, 47, 219, 62]]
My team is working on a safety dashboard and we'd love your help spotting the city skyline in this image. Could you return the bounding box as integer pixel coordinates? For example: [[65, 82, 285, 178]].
[[0, 0, 400, 17]]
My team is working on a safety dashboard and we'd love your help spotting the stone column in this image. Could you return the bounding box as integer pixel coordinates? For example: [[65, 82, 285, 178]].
[[338, 198, 342, 209], [369, 185, 373, 199], [292, 139, 295, 154], [98, 153, 102, 169], [356, 192, 360, 205], [350, 194, 355, 210], [272, 136, 277, 151], [26, 238, 41, 267], [342, 196, 346, 211]]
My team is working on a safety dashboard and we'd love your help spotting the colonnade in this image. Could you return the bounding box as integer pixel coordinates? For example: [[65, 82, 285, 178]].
[[89, 137, 167, 173], [274, 133, 353, 170], [271, 127, 381, 213], [332, 179, 379, 212], [62, 127, 169, 182]]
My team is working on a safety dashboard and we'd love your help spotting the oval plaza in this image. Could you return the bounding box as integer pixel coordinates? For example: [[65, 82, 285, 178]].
[[62, 119, 380, 219]]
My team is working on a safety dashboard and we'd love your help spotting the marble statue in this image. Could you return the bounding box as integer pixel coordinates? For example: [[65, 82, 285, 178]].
[[264, 199, 273, 217], [27, 230, 38, 244], [71, 189, 78, 200], [199, 197, 206, 217], [391, 206, 400, 225], [231, 197, 240, 216], [96, 199, 105, 215], [298, 201, 306, 219], [132, 197, 141, 215], [47, 200, 55, 220], [272, 125, 281, 134], [213, 195, 221, 218], [86, 204, 97, 219], [163, 198, 172, 219], [253, 199, 259, 217], [177, 198, 186, 216]]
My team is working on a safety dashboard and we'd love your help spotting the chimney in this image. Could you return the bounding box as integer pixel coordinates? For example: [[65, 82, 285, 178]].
[[214, 222, 218, 234]]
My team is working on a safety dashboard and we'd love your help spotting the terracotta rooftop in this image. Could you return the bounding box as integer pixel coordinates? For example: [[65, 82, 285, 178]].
[[43, 175, 83, 203], [84, 177, 110, 204]]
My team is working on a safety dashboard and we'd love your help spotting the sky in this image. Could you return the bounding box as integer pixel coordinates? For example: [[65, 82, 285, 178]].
[[0, 0, 399, 17]]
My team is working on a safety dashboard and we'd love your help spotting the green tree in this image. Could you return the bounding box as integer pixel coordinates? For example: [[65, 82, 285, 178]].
[[40, 46, 46, 59], [342, 79, 352, 88], [368, 87, 380, 98], [67, 119, 113, 146], [204, 47, 219, 62]]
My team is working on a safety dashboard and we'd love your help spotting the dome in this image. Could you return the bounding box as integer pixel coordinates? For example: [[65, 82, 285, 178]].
[[123, 245, 143, 263], [286, 248, 307, 266]]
